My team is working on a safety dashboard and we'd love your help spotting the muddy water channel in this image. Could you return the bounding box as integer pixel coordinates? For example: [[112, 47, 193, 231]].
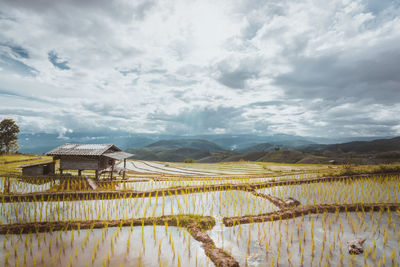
[[257, 176, 400, 205], [0, 225, 212, 267], [0, 190, 278, 224], [209, 211, 400, 266]]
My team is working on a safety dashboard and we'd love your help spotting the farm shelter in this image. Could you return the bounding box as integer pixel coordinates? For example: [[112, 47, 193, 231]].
[[20, 161, 55, 176], [46, 144, 133, 179]]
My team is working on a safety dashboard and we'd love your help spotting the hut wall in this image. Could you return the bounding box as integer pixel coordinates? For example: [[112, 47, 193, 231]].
[[22, 166, 44, 176], [99, 156, 113, 170], [60, 157, 99, 170], [44, 162, 56, 174], [22, 162, 55, 176]]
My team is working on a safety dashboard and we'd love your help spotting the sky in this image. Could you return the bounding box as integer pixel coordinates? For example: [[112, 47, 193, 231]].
[[1, 0, 400, 139]]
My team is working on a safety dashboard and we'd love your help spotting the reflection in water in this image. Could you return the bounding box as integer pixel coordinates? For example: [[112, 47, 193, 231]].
[[208, 212, 400, 266], [1, 190, 278, 224], [0, 225, 212, 267]]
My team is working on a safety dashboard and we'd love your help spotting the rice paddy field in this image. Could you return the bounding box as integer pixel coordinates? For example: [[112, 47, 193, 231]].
[[0, 154, 399, 266]]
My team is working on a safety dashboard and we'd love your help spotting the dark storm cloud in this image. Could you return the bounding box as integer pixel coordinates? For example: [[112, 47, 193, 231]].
[[215, 58, 261, 89], [148, 106, 245, 134], [275, 46, 400, 104]]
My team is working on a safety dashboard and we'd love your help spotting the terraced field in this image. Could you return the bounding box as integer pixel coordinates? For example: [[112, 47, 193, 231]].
[[0, 155, 399, 266]]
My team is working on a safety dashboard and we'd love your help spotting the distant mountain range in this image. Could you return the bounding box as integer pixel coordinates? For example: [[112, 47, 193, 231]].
[[126, 139, 227, 162], [18, 132, 320, 154], [126, 136, 400, 164], [303, 136, 400, 154], [17, 132, 400, 164]]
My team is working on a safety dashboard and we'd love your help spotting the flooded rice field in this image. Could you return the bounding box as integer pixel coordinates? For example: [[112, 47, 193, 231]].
[[0, 190, 278, 224], [209, 211, 400, 266], [0, 225, 212, 267]]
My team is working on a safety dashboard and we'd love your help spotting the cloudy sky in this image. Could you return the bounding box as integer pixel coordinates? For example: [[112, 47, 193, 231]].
[[1, 0, 400, 138]]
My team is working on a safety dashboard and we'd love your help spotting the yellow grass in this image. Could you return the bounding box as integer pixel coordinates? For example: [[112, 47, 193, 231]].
[[0, 154, 52, 174]]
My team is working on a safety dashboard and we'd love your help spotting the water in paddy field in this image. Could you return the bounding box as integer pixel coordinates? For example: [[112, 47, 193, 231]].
[[208, 211, 400, 266], [0, 177, 57, 194], [258, 176, 400, 205], [0, 225, 213, 267], [114, 172, 319, 191], [0, 190, 278, 224], [0, 171, 320, 194]]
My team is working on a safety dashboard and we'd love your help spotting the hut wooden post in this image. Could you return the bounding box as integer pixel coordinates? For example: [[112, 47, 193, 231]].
[[78, 170, 82, 176], [110, 160, 114, 180], [123, 158, 126, 180], [95, 169, 99, 180], [4, 178, 10, 194]]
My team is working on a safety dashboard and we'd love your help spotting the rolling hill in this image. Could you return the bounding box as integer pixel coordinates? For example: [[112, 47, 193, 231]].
[[124, 136, 400, 164], [126, 139, 227, 162], [302, 136, 400, 156], [145, 139, 224, 151], [221, 150, 329, 164]]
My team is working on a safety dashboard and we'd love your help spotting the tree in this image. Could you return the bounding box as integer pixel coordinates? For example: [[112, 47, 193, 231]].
[[184, 158, 195, 163], [0, 119, 20, 153]]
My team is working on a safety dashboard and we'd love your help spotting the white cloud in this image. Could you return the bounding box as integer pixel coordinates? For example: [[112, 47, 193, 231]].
[[0, 0, 399, 137]]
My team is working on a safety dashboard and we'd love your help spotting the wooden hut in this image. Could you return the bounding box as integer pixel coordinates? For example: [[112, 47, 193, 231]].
[[20, 161, 56, 176], [46, 144, 133, 179]]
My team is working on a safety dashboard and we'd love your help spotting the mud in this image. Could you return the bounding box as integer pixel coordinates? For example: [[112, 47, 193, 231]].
[[0, 214, 215, 235], [187, 223, 239, 267], [248, 189, 288, 209]]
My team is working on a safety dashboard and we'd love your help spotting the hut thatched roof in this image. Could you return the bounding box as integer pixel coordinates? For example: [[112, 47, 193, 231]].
[[19, 161, 54, 168], [103, 151, 134, 160], [46, 144, 121, 156]]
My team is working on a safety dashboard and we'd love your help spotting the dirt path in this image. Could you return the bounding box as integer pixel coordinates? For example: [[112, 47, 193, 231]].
[[187, 223, 239, 267], [223, 202, 400, 226], [85, 178, 98, 190], [248, 189, 289, 209]]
